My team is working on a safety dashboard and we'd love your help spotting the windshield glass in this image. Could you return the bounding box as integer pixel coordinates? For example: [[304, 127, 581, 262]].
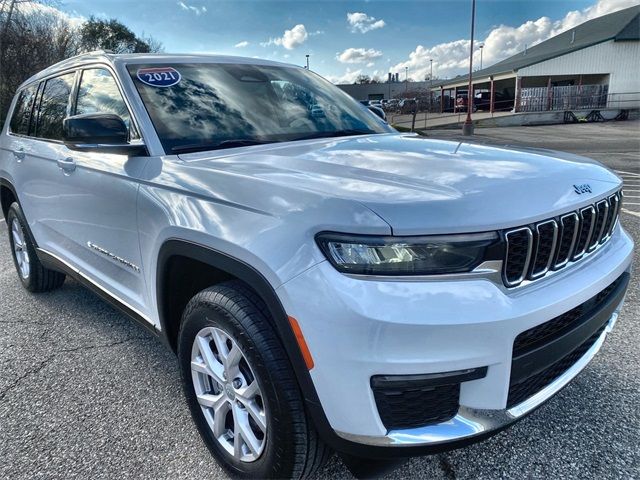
[[127, 62, 393, 153]]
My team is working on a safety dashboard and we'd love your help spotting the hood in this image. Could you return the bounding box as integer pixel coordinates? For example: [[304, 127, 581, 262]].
[[179, 133, 621, 235]]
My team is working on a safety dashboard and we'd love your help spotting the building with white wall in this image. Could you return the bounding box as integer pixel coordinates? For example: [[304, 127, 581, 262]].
[[434, 5, 640, 112]]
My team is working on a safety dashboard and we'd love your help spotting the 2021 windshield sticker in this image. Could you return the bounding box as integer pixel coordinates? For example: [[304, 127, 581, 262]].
[[137, 67, 181, 87]]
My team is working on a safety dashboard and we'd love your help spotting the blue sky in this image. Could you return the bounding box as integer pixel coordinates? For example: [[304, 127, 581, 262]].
[[59, 0, 639, 82]]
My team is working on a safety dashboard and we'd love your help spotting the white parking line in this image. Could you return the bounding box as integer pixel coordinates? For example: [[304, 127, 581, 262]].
[[616, 170, 640, 177], [622, 208, 640, 218]]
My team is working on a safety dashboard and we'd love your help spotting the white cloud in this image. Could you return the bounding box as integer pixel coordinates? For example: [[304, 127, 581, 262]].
[[262, 24, 309, 50], [178, 1, 207, 15], [326, 68, 364, 84], [347, 12, 386, 33], [337, 47, 383, 64], [390, 0, 639, 81], [16, 1, 85, 28], [234, 41, 249, 48]]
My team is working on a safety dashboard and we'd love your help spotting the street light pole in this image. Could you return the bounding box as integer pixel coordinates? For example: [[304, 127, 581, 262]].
[[429, 58, 433, 112], [405, 66, 408, 92], [479, 44, 484, 70], [462, 0, 476, 136], [305, 54, 309, 69]]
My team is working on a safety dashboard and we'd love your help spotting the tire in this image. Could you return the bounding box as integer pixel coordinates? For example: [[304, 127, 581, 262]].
[[177, 281, 330, 479], [6, 202, 65, 292]]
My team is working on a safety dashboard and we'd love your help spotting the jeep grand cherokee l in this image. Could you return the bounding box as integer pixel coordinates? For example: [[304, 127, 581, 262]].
[[0, 53, 633, 479]]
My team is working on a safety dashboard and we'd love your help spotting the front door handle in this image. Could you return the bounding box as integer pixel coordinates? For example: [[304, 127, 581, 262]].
[[12, 148, 25, 161], [57, 157, 76, 173]]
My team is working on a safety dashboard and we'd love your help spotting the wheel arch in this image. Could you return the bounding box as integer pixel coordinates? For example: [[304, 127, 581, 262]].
[[0, 178, 19, 220], [155, 239, 342, 439], [156, 240, 330, 413], [0, 178, 39, 249]]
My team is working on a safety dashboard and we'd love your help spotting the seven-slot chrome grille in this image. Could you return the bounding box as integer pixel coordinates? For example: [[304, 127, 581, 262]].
[[502, 191, 622, 287]]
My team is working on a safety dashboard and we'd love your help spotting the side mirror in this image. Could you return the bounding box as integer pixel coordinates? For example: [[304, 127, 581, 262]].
[[63, 113, 146, 155], [367, 105, 387, 122]]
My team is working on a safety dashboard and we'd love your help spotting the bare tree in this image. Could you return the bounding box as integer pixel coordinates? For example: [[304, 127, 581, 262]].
[[0, 1, 80, 121], [0, 2, 162, 122]]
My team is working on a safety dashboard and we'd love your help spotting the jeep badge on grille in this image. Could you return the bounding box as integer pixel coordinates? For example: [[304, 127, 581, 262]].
[[573, 184, 592, 194]]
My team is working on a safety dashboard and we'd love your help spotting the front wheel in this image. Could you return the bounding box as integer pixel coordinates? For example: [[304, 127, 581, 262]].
[[177, 281, 329, 479]]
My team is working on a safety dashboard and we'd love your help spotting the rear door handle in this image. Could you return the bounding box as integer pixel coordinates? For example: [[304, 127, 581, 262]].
[[57, 157, 76, 173], [12, 148, 25, 161]]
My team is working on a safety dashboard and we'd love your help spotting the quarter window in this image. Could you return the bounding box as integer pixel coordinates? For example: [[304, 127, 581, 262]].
[[9, 84, 38, 136], [36, 72, 75, 141], [76, 68, 136, 138]]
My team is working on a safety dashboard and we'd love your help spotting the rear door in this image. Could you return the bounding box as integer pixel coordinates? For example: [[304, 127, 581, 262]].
[[52, 66, 150, 315], [9, 73, 77, 250]]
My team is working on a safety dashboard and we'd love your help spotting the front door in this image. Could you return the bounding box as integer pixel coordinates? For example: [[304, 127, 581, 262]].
[[42, 67, 150, 316]]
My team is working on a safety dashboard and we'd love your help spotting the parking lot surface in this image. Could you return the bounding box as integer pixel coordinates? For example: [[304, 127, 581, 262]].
[[1, 122, 639, 479]]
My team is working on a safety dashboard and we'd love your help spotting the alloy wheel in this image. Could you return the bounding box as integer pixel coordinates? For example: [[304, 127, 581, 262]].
[[11, 218, 30, 279], [191, 326, 267, 462]]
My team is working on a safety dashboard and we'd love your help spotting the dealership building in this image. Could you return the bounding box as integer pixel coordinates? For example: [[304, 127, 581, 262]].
[[337, 5, 640, 112]]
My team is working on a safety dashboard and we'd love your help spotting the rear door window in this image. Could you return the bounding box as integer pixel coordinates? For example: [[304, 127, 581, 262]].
[[36, 72, 76, 141], [75, 68, 137, 138], [9, 84, 38, 136]]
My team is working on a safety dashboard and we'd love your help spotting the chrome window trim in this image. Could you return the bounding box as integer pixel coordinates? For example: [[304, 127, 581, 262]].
[[553, 212, 579, 269], [529, 219, 558, 280], [572, 205, 596, 261], [503, 227, 533, 287]]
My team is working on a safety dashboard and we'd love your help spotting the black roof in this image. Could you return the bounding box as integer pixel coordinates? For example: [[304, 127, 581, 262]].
[[439, 5, 640, 86]]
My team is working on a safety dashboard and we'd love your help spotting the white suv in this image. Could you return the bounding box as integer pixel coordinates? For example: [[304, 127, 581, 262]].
[[0, 52, 633, 478]]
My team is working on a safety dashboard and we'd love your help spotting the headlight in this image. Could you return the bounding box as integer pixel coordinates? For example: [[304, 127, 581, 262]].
[[316, 232, 501, 276]]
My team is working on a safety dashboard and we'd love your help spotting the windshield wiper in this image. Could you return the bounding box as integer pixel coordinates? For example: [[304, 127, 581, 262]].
[[293, 129, 377, 141], [172, 139, 274, 154]]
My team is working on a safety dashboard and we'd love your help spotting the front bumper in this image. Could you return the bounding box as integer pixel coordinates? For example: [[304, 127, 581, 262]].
[[276, 224, 633, 449], [337, 308, 621, 447]]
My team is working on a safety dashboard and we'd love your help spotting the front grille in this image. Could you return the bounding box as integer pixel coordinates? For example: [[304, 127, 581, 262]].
[[506, 274, 626, 409], [507, 324, 605, 408], [512, 275, 624, 358], [502, 191, 621, 287]]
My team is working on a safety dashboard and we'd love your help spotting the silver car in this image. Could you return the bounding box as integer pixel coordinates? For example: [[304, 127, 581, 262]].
[[0, 52, 633, 478]]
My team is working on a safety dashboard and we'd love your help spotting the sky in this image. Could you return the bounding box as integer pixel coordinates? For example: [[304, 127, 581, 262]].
[[51, 0, 640, 83]]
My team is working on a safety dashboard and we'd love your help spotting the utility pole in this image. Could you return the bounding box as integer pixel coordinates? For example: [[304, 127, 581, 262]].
[[462, 0, 476, 136], [305, 54, 309, 69]]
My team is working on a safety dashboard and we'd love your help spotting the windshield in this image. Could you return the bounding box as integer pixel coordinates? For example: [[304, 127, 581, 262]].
[[127, 62, 393, 153]]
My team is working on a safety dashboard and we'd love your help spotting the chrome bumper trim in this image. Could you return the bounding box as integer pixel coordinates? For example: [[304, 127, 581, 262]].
[[335, 312, 619, 447]]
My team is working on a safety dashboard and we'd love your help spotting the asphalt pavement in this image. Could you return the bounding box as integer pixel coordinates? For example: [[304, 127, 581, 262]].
[[1, 121, 639, 479]]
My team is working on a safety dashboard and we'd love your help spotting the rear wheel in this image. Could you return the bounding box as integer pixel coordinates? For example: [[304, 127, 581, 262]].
[[6, 202, 65, 292], [178, 281, 329, 479]]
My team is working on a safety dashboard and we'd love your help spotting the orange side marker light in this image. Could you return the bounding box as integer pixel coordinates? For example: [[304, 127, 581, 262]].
[[288, 316, 315, 370]]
